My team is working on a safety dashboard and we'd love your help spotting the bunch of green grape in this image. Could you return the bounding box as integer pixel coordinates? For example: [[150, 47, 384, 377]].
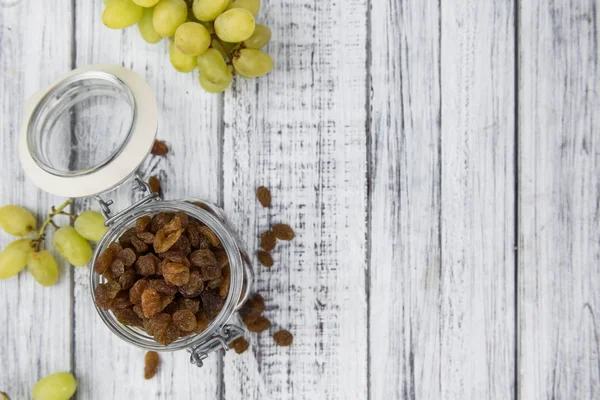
[[102, 0, 274, 93], [0, 202, 108, 287]]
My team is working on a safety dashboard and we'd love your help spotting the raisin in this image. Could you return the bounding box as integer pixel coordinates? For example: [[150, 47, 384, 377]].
[[240, 294, 265, 325], [148, 279, 178, 295], [207, 276, 223, 289], [148, 176, 161, 194], [173, 309, 197, 331], [154, 228, 183, 253], [118, 268, 137, 290], [103, 268, 116, 282], [163, 262, 190, 286], [112, 290, 133, 309], [170, 234, 191, 255], [109, 242, 123, 254], [145, 313, 171, 337], [256, 186, 271, 207], [194, 312, 210, 333], [156, 323, 180, 346], [196, 234, 211, 250], [198, 226, 220, 247], [273, 224, 295, 241], [109, 258, 125, 278], [201, 291, 224, 317], [137, 232, 155, 244], [189, 249, 217, 268], [114, 307, 143, 327], [201, 264, 221, 281], [151, 139, 169, 155], [162, 298, 180, 315], [119, 227, 139, 246], [159, 251, 190, 267], [95, 246, 115, 274], [136, 254, 157, 276], [231, 337, 250, 354], [159, 294, 175, 312], [257, 251, 274, 267], [179, 298, 200, 314], [178, 269, 204, 298], [151, 212, 172, 233], [144, 351, 160, 380], [163, 214, 184, 234], [219, 272, 230, 298], [129, 279, 149, 304], [131, 236, 149, 253], [117, 248, 137, 267], [141, 288, 162, 318], [133, 304, 145, 319], [247, 317, 270, 333], [105, 281, 121, 298], [273, 330, 293, 346], [186, 223, 201, 248], [213, 249, 229, 268], [260, 231, 277, 251], [137, 216, 152, 232], [174, 212, 189, 229], [95, 284, 114, 309]]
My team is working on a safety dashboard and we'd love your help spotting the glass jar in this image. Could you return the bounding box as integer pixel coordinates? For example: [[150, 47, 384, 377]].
[[18, 65, 254, 367]]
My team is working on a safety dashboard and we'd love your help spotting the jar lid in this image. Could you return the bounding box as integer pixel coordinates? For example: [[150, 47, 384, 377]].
[[19, 65, 158, 198]]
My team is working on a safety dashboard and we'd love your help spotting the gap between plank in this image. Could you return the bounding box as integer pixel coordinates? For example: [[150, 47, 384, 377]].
[[513, 0, 520, 399]]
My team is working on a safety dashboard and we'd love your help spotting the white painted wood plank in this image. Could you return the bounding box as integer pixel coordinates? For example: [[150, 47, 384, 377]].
[[0, 1, 74, 399], [221, 0, 369, 398], [439, 1, 516, 398], [368, 1, 442, 399], [72, 1, 222, 398], [518, 1, 600, 398]]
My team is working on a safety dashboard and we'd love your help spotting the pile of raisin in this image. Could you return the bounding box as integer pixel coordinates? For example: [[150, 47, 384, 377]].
[[94, 211, 231, 346]]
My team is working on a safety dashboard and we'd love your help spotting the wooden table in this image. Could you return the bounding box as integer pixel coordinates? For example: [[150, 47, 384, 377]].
[[1, 0, 598, 399]]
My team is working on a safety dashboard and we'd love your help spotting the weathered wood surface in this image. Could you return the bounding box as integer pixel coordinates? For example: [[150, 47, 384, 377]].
[[518, 0, 600, 398], [0, 0, 598, 399]]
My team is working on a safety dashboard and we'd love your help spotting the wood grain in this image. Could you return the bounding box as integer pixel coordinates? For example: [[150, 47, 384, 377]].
[[440, 1, 516, 398], [221, 0, 369, 398], [368, 1, 442, 399], [0, 1, 74, 398], [518, 0, 600, 398], [72, 1, 222, 398]]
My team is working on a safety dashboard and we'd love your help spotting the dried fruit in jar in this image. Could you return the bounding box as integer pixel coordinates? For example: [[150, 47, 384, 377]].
[[137, 232, 155, 244], [260, 231, 276, 251], [219, 270, 230, 298], [156, 323, 180, 346], [194, 311, 210, 333], [94, 246, 115, 274], [172, 309, 197, 331], [151, 139, 169, 155], [109, 258, 125, 278], [186, 222, 201, 248], [230, 337, 249, 354], [170, 234, 191, 255], [112, 291, 133, 309], [129, 279, 149, 304], [199, 226, 220, 246], [201, 264, 221, 281], [114, 307, 143, 327], [117, 248, 137, 267], [163, 262, 190, 286], [151, 212, 172, 233], [178, 269, 204, 298], [272, 224, 295, 241], [179, 298, 200, 314], [137, 215, 152, 232], [148, 176, 161, 194], [154, 227, 183, 253], [145, 313, 170, 337], [148, 279, 178, 295], [141, 288, 162, 318], [131, 236, 149, 253], [200, 290, 225, 317], [144, 351, 160, 380], [189, 249, 216, 268], [136, 254, 158, 276], [256, 186, 271, 207], [118, 268, 137, 290], [247, 316, 270, 333], [95, 284, 115, 309], [273, 330, 293, 346], [160, 294, 175, 311], [257, 251, 273, 267]]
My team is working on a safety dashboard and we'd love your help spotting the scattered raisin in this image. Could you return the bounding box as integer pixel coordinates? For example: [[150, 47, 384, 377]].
[[151, 140, 169, 155], [179, 269, 204, 298], [144, 351, 160, 380], [137, 232, 155, 244], [114, 307, 143, 327], [131, 236, 149, 253], [256, 186, 271, 207], [163, 262, 190, 286], [199, 226, 220, 247], [273, 224, 295, 241], [247, 317, 270, 333], [117, 248, 137, 267], [257, 251, 274, 267], [189, 249, 217, 268], [173, 309, 197, 331], [148, 279, 178, 296], [179, 298, 200, 314], [201, 291, 225, 317], [141, 288, 162, 318], [154, 228, 183, 253], [136, 216, 152, 232], [136, 254, 158, 276], [260, 231, 277, 251], [231, 337, 250, 354], [118, 268, 137, 290], [240, 294, 265, 325], [148, 176, 161, 194], [273, 330, 293, 346], [129, 279, 149, 304], [151, 213, 172, 233]]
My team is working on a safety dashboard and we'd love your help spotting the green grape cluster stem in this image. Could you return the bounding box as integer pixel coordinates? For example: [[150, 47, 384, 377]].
[[32, 198, 75, 251]]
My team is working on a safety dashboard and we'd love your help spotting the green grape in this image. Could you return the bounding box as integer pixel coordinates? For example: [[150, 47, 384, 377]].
[[233, 48, 273, 78], [133, 0, 160, 6], [211, 38, 236, 59], [0, 239, 34, 279], [102, 0, 144, 29], [169, 41, 197, 72], [192, 0, 229, 21], [199, 72, 232, 93], [74, 211, 108, 242], [138, 6, 162, 43], [28, 251, 59, 287], [215, 8, 255, 42], [32, 372, 76, 400], [174, 22, 211, 56], [0, 205, 37, 236], [227, 0, 260, 16], [243, 23, 271, 49], [153, 0, 188, 37], [197, 48, 231, 84], [53, 226, 92, 267]]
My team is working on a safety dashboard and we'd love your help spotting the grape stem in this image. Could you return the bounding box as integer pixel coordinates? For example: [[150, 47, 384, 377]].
[[32, 198, 74, 250]]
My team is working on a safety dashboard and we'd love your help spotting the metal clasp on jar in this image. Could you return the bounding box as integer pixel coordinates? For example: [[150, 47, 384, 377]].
[[188, 324, 246, 367]]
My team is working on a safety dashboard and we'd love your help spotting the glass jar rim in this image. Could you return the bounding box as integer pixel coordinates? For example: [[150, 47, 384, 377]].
[[89, 200, 244, 352]]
